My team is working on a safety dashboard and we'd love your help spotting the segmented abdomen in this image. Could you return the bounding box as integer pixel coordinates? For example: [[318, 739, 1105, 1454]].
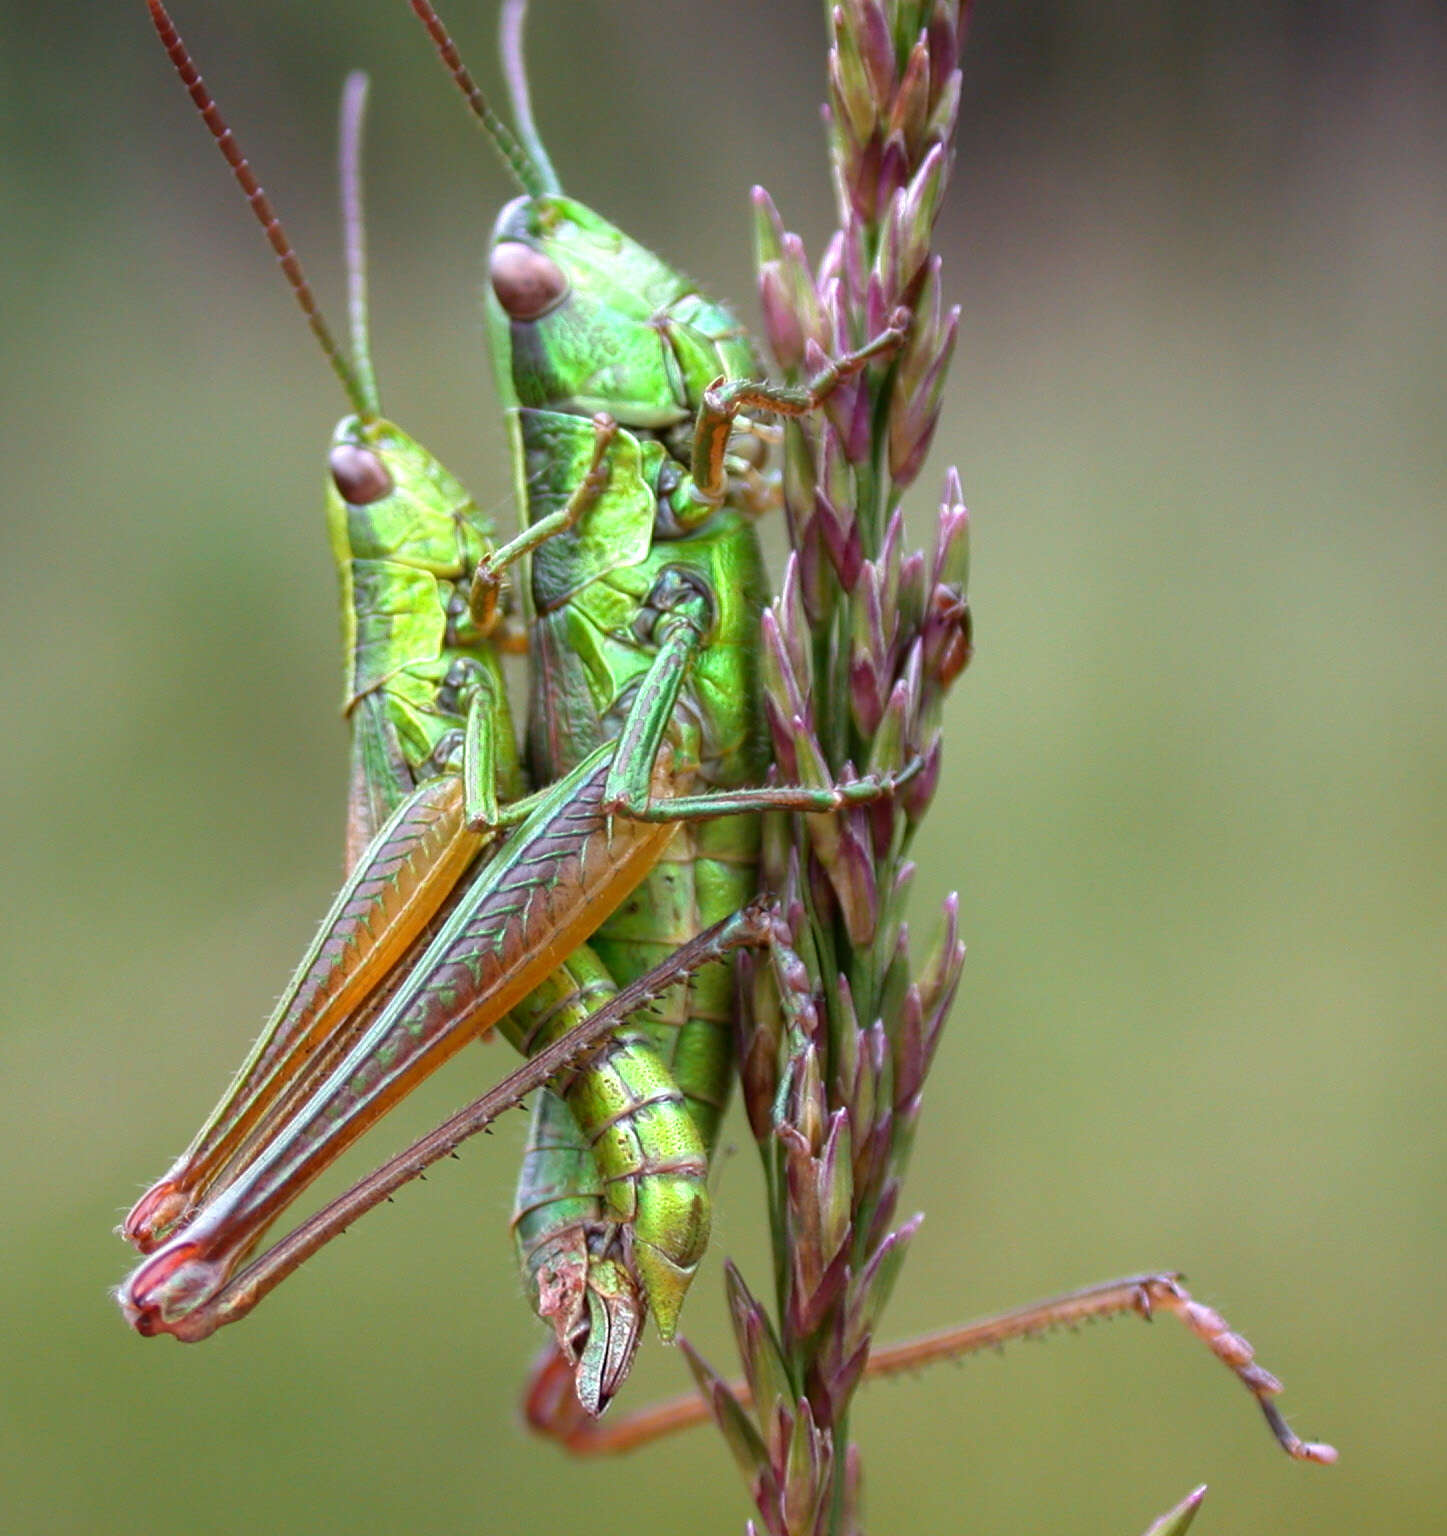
[[502, 948, 710, 1338]]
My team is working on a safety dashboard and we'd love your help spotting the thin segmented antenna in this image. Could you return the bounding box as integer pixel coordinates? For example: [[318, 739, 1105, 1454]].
[[145, 0, 373, 421], [338, 72, 382, 419], [499, 0, 560, 195], [407, 0, 558, 197]]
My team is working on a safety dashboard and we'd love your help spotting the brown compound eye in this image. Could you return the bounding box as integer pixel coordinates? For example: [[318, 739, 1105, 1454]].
[[329, 443, 393, 505], [490, 240, 568, 320]]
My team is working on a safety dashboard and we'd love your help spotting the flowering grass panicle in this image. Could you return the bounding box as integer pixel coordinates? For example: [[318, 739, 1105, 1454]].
[[683, 6, 975, 1533], [674, 8, 1332, 1531]]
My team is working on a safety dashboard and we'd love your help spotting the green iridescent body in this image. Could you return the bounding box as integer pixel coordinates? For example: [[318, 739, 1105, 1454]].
[[327, 417, 719, 1356], [506, 417, 771, 1387], [326, 381, 721, 1377], [323, 204, 759, 1378], [516, 407, 771, 1136]]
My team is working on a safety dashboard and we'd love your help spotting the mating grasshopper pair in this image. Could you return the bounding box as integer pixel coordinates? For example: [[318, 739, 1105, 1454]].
[[119, 0, 1334, 1480], [120, 0, 910, 1423]]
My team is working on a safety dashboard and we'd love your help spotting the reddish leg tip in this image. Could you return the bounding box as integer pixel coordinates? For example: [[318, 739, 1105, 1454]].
[[121, 1181, 193, 1253], [119, 1241, 225, 1341]]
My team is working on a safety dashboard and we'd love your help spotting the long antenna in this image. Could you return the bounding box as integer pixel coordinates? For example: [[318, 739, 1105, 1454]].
[[146, 0, 374, 422], [406, 0, 558, 197], [499, 0, 560, 195], [338, 73, 382, 419]]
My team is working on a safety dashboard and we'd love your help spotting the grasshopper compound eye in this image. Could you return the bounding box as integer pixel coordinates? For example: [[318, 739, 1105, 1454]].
[[329, 443, 394, 505], [490, 240, 568, 320]]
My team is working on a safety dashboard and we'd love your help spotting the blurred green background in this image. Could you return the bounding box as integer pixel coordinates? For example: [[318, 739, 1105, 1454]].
[[2, 3, 1441, 1532]]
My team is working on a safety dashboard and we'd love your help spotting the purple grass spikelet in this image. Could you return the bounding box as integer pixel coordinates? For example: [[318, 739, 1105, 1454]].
[[704, 3, 975, 1531]]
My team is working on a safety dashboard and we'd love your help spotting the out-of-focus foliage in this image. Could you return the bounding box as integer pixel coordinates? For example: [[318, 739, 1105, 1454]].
[[1, 3, 1440, 1533]]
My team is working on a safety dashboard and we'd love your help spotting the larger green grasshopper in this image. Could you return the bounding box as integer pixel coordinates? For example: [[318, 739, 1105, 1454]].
[[121, 0, 906, 1414], [412, 0, 907, 1392]]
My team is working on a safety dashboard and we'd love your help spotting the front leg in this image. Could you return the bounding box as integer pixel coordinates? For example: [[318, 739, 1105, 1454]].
[[686, 313, 911, 511], [469, 412, 619, 628]]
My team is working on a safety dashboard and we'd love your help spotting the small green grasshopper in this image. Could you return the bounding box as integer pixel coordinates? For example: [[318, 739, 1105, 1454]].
[[121, 56, 524, 1254]]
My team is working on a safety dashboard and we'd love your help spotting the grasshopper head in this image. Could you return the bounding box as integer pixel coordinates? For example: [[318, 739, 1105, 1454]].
[[486, 194, 752, 431], [327, 415, 494, 557]]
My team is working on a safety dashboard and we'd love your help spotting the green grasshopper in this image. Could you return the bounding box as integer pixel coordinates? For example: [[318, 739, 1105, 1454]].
[[121, 0, 907, 1414], [411, 0, 909, 1402]]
